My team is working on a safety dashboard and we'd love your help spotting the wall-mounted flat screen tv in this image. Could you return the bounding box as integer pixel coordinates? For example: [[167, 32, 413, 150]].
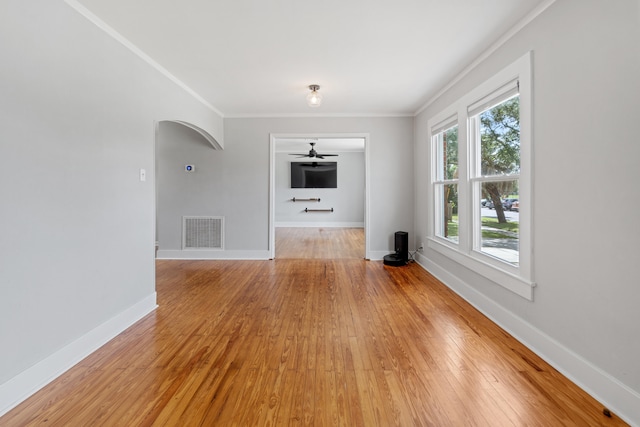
[[290, 161, 337, 188]]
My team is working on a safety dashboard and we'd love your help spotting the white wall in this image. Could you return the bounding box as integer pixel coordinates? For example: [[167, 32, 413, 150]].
[[275, 151, 365, 227], [155, 116, 412, 260], [226, 117, 414, 259], [156, 121, 226, 252], [157, 117, 412, 259], [414, 0, 640, 423], [0, 0, 222, 414], [156, 126, 367, 257]]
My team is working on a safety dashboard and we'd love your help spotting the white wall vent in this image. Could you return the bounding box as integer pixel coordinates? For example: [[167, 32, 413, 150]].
[[182, 216, 224, 250]]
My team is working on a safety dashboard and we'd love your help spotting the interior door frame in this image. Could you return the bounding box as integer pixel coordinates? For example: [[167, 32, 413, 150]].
[[269, 133, 371, 260]]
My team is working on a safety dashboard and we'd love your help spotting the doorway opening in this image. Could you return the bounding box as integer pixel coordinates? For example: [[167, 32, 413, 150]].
[[269, 134, 370, 260], [275, 227, 364, 259]]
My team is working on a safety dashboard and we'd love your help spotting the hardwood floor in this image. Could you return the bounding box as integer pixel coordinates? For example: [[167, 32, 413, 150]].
[[275, 227, 364, 259], [1, 230, 627, 426]]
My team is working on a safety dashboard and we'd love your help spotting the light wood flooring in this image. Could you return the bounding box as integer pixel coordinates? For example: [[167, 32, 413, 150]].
[[0, 229, 628, 426], [275, 227, 364, 259]]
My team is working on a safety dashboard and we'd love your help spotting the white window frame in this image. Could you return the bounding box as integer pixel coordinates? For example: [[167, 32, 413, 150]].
[[427, 52, 534, 300], [432, 116, 459, 244]]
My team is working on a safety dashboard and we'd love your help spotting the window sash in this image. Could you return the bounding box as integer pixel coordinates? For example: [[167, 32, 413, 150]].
[[469, 95, 521, 180], [433, 125, 458, 182], [467, 78, 519, 117], [434, 183, 459, 243], [431, 114, 458, 136]]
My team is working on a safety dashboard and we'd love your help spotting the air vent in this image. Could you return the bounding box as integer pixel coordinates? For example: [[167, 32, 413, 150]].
[[182, 216, 224, 250]]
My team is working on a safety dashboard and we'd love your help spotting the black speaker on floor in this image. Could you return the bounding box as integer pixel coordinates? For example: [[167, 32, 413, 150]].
[[383, 231, 408, 266]]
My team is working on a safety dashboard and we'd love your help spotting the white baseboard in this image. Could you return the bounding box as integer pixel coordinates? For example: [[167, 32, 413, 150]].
[[157, 249, 389, 262], [367, 250, 392, 261], [157, 249, 271, 260], [275, 222, 365, 228], [0, 293, 157, 417], [414, 253, 639, 426]]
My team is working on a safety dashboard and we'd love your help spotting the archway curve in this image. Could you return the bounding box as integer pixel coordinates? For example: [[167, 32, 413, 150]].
[[160, 120, 222, 150]]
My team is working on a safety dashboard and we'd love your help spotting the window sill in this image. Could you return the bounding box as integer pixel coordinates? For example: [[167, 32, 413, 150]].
[[427, 237, 535, 300]]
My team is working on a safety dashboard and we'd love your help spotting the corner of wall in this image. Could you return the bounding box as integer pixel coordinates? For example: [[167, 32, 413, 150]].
[[0, 294, 157, 417]]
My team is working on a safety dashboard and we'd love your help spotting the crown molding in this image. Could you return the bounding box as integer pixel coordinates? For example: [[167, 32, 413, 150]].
[[414, 0, 557, 116], [64, 0, 225, 118], [223, 112, 414, 119]]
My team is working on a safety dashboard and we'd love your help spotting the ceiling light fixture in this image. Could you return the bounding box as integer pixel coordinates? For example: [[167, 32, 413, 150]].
[[306, 84, 322, 107]]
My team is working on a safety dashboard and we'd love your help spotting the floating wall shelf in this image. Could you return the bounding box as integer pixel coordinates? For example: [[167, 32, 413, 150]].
[[291, 197, 320, 202], [304, 208, 333, 213]]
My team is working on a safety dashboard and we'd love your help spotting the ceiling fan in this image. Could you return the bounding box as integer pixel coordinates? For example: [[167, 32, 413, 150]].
[[289, 142, 338, 159]]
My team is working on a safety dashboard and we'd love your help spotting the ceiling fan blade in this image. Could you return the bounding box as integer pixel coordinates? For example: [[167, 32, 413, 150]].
[[288, 143, 339, 159]]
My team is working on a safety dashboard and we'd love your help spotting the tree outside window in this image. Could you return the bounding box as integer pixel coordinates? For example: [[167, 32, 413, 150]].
[[475, 95, 520, 264]]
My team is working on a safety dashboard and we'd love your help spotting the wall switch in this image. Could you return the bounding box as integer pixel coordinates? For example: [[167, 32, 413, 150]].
[[139, 168, 146, 182]]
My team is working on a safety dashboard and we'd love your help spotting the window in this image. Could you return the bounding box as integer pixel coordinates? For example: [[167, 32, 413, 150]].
[[433, 122, 459, 244], [471, 93, 520, 265], [428, 53, 533, 300]]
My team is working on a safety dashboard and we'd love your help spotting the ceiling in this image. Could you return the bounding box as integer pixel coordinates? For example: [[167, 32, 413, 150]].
[[71, 0, 550, 117]]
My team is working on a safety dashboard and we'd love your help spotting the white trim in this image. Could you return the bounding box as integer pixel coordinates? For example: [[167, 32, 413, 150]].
[[269, 137, 277, 259], [427, 238, 534, 300], [430, 114, 459, 136], [0, 294, 157, 417], [414, 254, 639, 427], [63, 0, 224, 118], [415, 0, 556, 115], [224, 113, 414, 119], [467, 79, 519, 117], [157, 249, 271, 260], [363, 136, 371, 260], [427, 52, 533, 299], [275, 222, 364, 228], [169, 121, 223, 150], [367, 250, 391, 261]]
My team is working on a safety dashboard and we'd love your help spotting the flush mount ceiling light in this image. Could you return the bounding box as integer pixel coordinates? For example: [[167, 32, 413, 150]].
[[306, 84, 323, 107]]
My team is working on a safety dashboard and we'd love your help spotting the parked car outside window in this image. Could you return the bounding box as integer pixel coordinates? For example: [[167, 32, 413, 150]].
[[503, 198, 519, 211]]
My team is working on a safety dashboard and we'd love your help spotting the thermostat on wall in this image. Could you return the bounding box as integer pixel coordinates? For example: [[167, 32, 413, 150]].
[[185, 165, 195, 172]]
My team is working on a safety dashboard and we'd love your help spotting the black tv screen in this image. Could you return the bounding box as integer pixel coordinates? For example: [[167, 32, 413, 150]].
[[290, 161, 337, 188]]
